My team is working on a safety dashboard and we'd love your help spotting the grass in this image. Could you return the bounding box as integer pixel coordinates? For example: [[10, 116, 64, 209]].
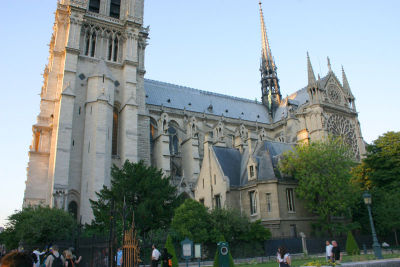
[[235, 253, 400, 267]]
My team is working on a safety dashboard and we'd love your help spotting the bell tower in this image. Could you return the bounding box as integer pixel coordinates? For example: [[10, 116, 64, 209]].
[[24, 0, 148, 223]]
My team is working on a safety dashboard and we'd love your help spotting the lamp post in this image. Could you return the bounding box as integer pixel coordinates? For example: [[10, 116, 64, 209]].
[[363, 191, 383, 259]]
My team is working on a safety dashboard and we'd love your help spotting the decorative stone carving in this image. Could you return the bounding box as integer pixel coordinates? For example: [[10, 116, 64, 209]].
[[327, 84, 342, 105], [327, 114, 360, 159]]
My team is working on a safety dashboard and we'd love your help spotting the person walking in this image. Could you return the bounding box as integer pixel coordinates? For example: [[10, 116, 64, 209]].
[[276, 246, 291, 267], [116, 247, 123, 267], [325, 241, 333, 261], [160, 248, 173, 267], [32, 247, 45, 267], [151, 244, 161, 267], [331, 240, 342, 263], [45, 245, 64, 267]]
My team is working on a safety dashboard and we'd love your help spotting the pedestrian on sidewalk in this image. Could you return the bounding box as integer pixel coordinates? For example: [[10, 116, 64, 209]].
[[325, 241, 333, 261], [276, 246, 291, 267]]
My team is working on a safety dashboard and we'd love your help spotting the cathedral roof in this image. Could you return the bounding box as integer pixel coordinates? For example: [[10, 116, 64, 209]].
[[144, 79, 272, 124], [144, 77, 323, 124]]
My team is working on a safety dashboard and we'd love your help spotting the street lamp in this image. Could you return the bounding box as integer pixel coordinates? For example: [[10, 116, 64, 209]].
[[363, 191, 383, 259]]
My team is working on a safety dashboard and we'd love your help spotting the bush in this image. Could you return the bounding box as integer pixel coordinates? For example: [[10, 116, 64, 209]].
[[345, 231, 360, 255], [164, 235, 178, 267]]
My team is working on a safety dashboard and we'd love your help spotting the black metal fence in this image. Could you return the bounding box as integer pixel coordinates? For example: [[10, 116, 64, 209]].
[[20, 234, 398, 266]]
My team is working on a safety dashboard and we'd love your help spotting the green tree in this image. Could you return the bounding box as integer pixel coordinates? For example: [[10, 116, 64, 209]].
[[351, 132, 400, 241], [89, 160, 184, 239], [164, 235, 178, 267], [171, 199, 213, 243], [363, 131, 400, 189], [345, 231, 360, 255], [279, 137, 357, 235], [0, 206, 77, 249], [209, 209, 248, 243]]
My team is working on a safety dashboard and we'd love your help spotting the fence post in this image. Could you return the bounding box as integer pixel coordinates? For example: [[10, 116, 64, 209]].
[[90, 234, 95, 267]]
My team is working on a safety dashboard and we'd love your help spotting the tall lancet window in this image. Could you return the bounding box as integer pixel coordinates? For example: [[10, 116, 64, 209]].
[[112, 107, 119, 156], [110, 0, 121, 19], [88, 0, 100, 13], [90, 32, 96, 57], [107, 36, 113, 61], [113, 37, 119, 62], [84, 31, 90, 56]]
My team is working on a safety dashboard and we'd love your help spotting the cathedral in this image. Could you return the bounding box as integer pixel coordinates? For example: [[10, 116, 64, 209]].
[[23, 0, 365, 237]]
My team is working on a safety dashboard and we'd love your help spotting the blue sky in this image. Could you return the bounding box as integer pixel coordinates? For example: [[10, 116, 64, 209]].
[[0, 0, 399, 226]]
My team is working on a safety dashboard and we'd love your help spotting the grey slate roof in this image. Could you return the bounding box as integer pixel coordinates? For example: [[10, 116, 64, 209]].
[[212, 146, 242, 187], [144, 79, 271, 124], [144, 76, 332, 124], [211, 141, 294, 188]]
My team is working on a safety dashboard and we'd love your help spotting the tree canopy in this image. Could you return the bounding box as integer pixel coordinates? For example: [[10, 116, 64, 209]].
[[89, 160, 184, 238], [279, 137, 357, 235], [171, 199, 271, 244], [0, 206, 77, 249], [351, 131, 400, 239]]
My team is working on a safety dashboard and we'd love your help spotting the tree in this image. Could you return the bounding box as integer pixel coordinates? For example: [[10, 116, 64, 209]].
[[89, 160, 184, 239], [345, 231, 360, 255], [279, 137, 357, 235], [171, 199, 214, 243], [0, 206, 77, 249], [164, 235, 178, 267], [363, 131, 400, 189], [351, 132, 400, 242]]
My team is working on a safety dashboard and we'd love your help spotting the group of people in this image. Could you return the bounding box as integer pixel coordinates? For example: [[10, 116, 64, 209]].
[[325, 240, 342, 263], [0, 245, 82, 267], [151, 245, 172, 267]]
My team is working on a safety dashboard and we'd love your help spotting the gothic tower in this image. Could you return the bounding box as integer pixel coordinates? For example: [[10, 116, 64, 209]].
[[259, 1, 281, 117], [23, 0, 148, 223]]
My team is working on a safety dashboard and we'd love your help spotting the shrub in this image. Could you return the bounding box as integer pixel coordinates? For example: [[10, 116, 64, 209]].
[[345, 231, 360, 255], [164, 235, 178, 267]]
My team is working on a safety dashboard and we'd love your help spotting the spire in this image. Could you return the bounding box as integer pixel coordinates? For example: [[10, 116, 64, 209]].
[[307, 52, 316, 86], [259, 1, 274, 71], [259, 1, 281, 116], [327, 56, 332, 72], [342, 65, 354, 98]]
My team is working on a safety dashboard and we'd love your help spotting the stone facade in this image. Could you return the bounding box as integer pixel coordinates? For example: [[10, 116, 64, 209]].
[[24, 0, 365, 234]]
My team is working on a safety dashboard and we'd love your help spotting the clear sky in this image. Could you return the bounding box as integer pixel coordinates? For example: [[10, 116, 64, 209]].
[[0, 0, 399, 226]]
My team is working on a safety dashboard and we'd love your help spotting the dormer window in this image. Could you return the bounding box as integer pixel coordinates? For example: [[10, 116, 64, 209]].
[[249, 165, 255, 178], [247, 161, 257, 181]]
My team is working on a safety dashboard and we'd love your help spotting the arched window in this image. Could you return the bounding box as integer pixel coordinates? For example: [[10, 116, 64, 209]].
[[168, 126, 179, 155], [107, 36, 113, 61], [112, 107, 119, 156], [84, 31, 90, 56], [68, 201, 78, 220], [113, 37, 119, 62], [88, 0, 100, 13], [150, 119, 157, 166], [110, 0, 121, 19], [90, 32, 96, 57]]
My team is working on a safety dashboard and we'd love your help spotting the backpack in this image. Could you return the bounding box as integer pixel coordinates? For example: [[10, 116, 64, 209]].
[[52, 253, 63, 267]]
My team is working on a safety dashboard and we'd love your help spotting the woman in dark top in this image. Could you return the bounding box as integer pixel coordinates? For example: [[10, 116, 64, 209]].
[[160, 248, 173, 267]]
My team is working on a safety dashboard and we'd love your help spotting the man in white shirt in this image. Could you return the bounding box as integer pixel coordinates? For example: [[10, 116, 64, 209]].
[[326, 241, 333, 261], [151, 244, 161, 267]]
